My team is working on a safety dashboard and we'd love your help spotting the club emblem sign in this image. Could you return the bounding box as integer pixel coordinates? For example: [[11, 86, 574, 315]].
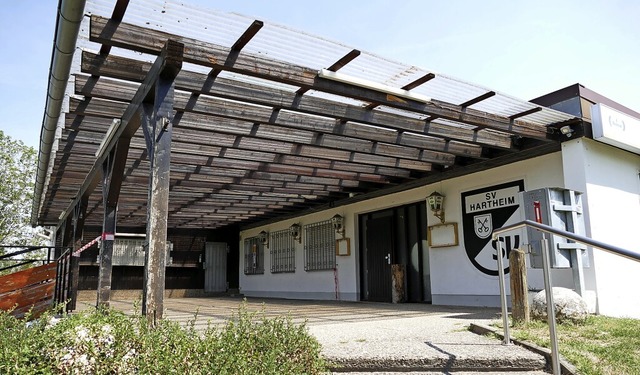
[[461, 180, 525, 276], [474, 214, 493, 239]]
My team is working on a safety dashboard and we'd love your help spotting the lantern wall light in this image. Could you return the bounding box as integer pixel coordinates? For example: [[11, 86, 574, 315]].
[[427, 191, 446, 223], [331, 214, 345, 236], [258, 230, 269, 247], [289, 223, 301, 243]]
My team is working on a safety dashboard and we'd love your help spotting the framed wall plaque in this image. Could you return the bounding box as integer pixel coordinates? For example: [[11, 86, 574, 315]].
[[335, 238, 351, 256], [428, 223, 459, 248]]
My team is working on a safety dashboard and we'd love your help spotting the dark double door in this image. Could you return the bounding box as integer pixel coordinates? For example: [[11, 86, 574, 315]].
[[365, 215, 395, 302], [359, 202, 430, 303]]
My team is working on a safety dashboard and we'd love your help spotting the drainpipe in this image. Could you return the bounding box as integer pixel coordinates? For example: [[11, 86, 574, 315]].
[[31, 0, 86, 227]]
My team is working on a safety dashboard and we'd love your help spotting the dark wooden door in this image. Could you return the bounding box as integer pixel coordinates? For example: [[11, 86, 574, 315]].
[[366, 215, 394, 302]]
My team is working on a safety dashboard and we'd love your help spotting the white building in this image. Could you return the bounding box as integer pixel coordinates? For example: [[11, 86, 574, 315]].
[[33, 1, 639, 319], [240, 84, 640, 319]]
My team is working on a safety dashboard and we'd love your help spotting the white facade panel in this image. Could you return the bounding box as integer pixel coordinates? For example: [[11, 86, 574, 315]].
[[562, 139, 640, 318]]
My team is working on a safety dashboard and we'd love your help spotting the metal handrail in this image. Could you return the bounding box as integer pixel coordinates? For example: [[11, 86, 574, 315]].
[[494, 219, 640, 263], [492, 219, 639, 375]]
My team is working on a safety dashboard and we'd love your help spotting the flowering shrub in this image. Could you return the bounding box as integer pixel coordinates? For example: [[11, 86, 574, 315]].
[[0, 303, 325, 374]]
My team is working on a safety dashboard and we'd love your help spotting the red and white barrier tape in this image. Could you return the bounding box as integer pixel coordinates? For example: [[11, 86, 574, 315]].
[[72, 236, 101, 257]]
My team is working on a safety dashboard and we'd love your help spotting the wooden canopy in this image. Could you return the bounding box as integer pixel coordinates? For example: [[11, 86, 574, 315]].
[[34, 0, 580, 231]]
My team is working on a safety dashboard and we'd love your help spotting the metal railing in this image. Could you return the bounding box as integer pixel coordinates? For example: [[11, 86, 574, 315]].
[[0, 245, 57, 273], [493, 219, 640, 375], [54, 248, 73, 310]]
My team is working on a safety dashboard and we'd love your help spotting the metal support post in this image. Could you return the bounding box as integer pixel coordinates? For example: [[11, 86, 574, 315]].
[[496, 238, 511, 345], [541, 233, 561, 375]]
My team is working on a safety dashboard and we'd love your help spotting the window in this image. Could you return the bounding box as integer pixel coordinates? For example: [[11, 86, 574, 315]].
[[304, 220, 336, 271], [270, 229, 296, 273], [243, 236, 264, 275]]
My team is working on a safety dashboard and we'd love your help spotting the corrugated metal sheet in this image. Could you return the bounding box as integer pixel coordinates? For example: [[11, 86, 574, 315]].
[[112, 238, 172, 266]]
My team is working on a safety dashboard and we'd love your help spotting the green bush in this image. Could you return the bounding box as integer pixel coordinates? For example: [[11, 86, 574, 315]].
[[0, 303, 326, 374]]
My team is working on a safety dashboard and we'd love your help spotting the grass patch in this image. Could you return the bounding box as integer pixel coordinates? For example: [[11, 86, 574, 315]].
[[508, 315, 640, 375], [0, 302, 326, 374]]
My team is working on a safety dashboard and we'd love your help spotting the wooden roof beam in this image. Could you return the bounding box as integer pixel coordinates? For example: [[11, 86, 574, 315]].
[[365, 73, 436, 110], [401, 73, 436, 91], [57, 39, 184, 229], [81, 52, 512, 150], [509, 107, 542, 120], [459, 91, 496, 109], [297, 49, 360, 95], [75, 71, 483, 159], [68, 96, 446, 170], [327, 49, 361, 72], [209, 20, 264, 80], [88, 15, 548, 141], [99, 0, 130, 56]]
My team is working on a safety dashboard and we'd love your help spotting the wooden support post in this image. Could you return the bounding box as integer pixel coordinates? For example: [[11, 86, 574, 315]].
[[141, 41, 182, 322], [97, 140, 130, 309], [68, 197, 87, 311], [391, 264, 406, 303], [509, 249, 530, 323]]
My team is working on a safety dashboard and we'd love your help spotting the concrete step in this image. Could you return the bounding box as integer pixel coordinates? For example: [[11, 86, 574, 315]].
[[333, 372, 549, 374]]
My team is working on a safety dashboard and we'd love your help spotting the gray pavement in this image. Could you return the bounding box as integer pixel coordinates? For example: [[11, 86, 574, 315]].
[[77, 296, 548, 373]]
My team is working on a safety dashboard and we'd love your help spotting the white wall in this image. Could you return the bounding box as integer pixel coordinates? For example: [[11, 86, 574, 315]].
[[239, 151, 590, 307], [562, 139, 640, 318], [427, 152, 576, 306], [240, 213, 359, 301]]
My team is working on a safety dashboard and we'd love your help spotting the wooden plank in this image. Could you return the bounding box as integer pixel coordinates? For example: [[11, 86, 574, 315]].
[[73, 76, 462, 163], [0, 281, 56, 311], [68, 96, 444, 170], [88, 15, 551, 141], [0, 262, 57, 294], [11, 297, 55, 320]]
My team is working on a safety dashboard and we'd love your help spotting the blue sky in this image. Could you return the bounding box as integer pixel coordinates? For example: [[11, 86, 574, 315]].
[[1, 0, 638, 149]]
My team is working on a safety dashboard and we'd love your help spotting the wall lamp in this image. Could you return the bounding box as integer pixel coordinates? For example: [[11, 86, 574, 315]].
[[258, 230, 269, 247], [330, 214, 345, 236], [427, 191, 446, 223], [289, 223, 302, 243]]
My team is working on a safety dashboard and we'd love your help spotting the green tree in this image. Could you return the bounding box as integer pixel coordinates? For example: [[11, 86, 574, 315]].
[[0, 131, 46, 273]]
